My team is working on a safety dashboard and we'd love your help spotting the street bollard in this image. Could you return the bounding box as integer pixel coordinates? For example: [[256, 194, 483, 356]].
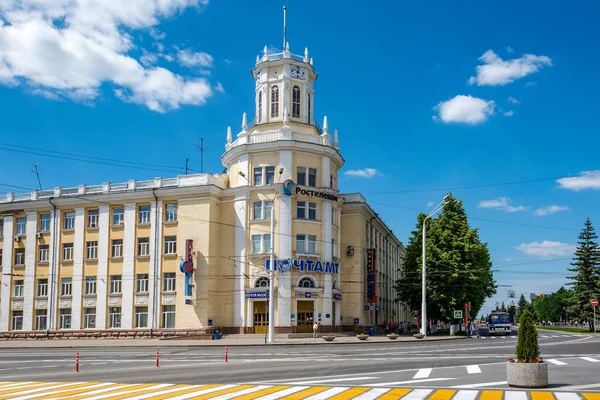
[[75, 352, 79, 373], [156, 349, 159, 367], [225, 345, 228, 363]]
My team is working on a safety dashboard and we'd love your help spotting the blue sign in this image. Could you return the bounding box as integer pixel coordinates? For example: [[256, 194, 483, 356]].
[[246, 292, 269, 299], [334, 293, 342, 300], [454, 310, 463, 319], [354, 318, 359, 324], [266, 258, 339, 274]]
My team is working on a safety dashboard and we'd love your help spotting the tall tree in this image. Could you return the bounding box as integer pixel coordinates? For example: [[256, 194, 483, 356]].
[[517, 293, 529, 320], [568, 218, 600, 332], [394, 194, 497, 322]]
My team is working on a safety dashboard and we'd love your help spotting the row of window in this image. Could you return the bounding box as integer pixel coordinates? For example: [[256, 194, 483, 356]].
[[11, 273, 177, 298], [257, 86, 310, 123], [10, 305, 176, 330], [250, 234, 337, 257], [252, 200, 339, 224], [251, 166, 335, 189]]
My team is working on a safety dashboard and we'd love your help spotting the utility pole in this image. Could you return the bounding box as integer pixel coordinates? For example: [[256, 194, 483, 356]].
[[195, 137, 210, 173], [185, 158, 189, 175], [31, 163, 43, 191]]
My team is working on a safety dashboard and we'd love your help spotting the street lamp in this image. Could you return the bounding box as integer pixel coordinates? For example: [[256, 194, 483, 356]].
[[421, 195, 449, 337], [239, 169, 283, 344]]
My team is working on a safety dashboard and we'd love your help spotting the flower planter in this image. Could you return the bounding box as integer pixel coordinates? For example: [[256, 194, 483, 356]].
[[507, 362, 548, 388], [322, 335, 336, 342], [387, 334, 399, 340], [413, 333, 425, 339], [356, 335, 369, 341]]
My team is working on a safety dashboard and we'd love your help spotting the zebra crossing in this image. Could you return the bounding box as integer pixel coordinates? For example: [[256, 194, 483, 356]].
[[479, 334, 573, 339], [0, 381, 598, 400]]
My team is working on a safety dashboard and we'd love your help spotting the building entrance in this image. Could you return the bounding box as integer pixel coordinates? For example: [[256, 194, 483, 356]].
[[296, 300, 314, 333], [253, 301, 268, 334]]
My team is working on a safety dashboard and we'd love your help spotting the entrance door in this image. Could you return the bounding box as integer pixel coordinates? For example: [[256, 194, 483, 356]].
[[296, 301, 314, 333], [253, 302, 268, 334]]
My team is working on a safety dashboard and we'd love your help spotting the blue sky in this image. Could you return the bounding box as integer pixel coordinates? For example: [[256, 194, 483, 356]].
[[1, 0, 599, 316]]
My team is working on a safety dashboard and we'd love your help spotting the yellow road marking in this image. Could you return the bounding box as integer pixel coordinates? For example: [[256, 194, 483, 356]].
[[58, 383, 139, 400], [479, 390, 504, 400], [182, 384, 254, 399], [102, 384, 188, 400], [27, 382, 105, 399], [531, 392, 555, 400], [279, 386, 331, 399], [232, 385, 291, 400], [146, 384, 220, 399], [582, 394, 600, 400], [328, 387, 372, 399], [429, 390, 457, 400], [0, 382, 65, 398], [378, 388, 412, 400]]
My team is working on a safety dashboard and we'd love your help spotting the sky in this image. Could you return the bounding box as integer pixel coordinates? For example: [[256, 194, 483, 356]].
[[1, 0, 599, 317]]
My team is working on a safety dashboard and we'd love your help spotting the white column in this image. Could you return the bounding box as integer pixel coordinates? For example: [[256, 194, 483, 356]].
[[23, 212, 37, 330], [321, 156, 332, 326], [121, 203, 136, 329], [233, 194, 247, 328], [148, 200, 162, 329], [95, 206, 109, 329], [277, 150, 293, 327], [47, 210, 60, 330], [0, 216, 14, 331], [71, 208, 85, 329]]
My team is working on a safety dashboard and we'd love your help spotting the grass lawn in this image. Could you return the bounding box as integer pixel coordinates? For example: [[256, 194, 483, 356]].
[[536, 325, 597, 333]]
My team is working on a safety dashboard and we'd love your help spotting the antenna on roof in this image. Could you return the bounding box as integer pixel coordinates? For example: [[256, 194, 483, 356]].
[[31, 163, 43, 191], [283, 6, 287, 51]]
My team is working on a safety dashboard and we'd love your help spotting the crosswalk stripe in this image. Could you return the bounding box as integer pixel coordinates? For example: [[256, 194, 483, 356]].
[[0, 382, 50, 397], [350, 388, 392, 400], [209, 385, 273, 400], [479, 390, 503, 400], [466, 365, 481, 374], [214, 385, 283, 400], [377, 389, 412, 400], [452, 390, 479, 400], [125, 384, 207, 400], [327, 387, 372, 400], [530, 392, 555, 400], [149, 385, 221, 400], [428, 389, 456, 400], [278, 386, 330, 400], [582, 394, 600, 400], [14, 382, 111, 400], [0, 382, 34, 390], [253, 386, 309, 400], [413, 368, 432, 379], [580, 357, 600, 363], [0, 382, 80, 399], [86, 384, 173, 400], [504, 391, 527, 400], [165, 385, 239, 400], [555, 393, 582, 400], [58, 383, 139, 399], [402, 389, 432, 400], [179, 385, 254, 400], [304, 387, 350, 399], [547, 359, 568, 365], [95, 384, 175, 400]]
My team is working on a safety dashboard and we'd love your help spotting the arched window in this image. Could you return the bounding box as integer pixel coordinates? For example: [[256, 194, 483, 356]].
[[255, 276, 270, 288], [258, 91, 263, 123], [292, 86, 301, 118], [307, 93, 311, 124], [298, 277, 316, 288], [271, 86, 279, 118]]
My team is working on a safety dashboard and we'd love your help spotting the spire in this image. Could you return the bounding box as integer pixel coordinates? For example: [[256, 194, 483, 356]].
[[334, 129, 339, 148], [241, 112, 248, 132], [322, 116, 329, 134], [226, 126, 232, 144], [263, 45, 268, 57], [283, 6, 287, 51], [310, 57, 314, 66], [304, 47, 309, 62], [256, 54, 259, 64]]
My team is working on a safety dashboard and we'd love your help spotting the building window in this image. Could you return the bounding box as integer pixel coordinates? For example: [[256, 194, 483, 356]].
[[253, 167, 263, 186], [164, 236, 177, 255], [135, 306, 148, 328], [64, 212, 75, 230], [85, 276, 97, 295], [16, 217, 26, 235], [297, 167, 317, 187], [162, 305, 176, 328], [110, 275, 122, 294], [38, 244, 49, 262], [298, 277, 316, 288], [63, 243, 74, 261], [138, 237, 150, 256], [307, 93, 311, 124], [251, 234, 271, 254], [14, 248, 25, 265], [292, 86, 301, 118], [258, 90, 263, 123], [13, 280, 24, 297], [35, 309, 47, 330], [165, 203, 177, 222], [136, 274, 149, 293], [139, 205, 151, 224], [11, 311, 23, 330], [40, 214, 51, 232], [37, 279, 48, 297], [332, 239, 337, 258], [253, 166, 275, 186], [61, 278, 72, 296], [252, 200, 273, 220], [112, 207, 124, 226], [296, 234, 317, 254], [83, 308, 96, 329], [112, 239, 123, 258], [87, 209, 99, 228], [86, 241, 98, 260], [255, 276, 269, 288], [163, 272, 176, 292], [330, 174, 335, 189], [108, 307, 121, 328], [0, 219, 3, 236], [332, 209, 338, 227], [265, 166, 275, 184], [270, 85, 279, 118], [296, 201, 317, 220], [59, 309, 71, 329]]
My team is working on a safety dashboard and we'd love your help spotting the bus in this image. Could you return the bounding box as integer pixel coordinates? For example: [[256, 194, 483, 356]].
[[487, 311, 512, 335]]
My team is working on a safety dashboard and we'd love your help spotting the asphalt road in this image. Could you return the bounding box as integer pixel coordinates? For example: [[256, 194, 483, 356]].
[[0, 330, 598, 391]]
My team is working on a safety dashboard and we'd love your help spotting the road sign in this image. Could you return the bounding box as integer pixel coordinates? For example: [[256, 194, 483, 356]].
[[592, 299, 599, 307], [453, 310, 463, 319]]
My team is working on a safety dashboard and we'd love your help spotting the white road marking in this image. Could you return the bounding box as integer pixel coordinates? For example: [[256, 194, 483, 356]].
[[279, 377, 379, 385], [466, 365, 481, 374], [555, 393, 583, 400], [413, 368, 432, 379], [451, 381, 507, 388], [504, 391, 527, 400], [370, 378, 455, 387], [580, 357, 600, 363], [501, 337, 506, 339], [82, 384, 173, 400], [166, 385, 240, 400], [402, 389, 433, 400], [2, 382, 82, 397], [210, 385, 272, 400], [352, 388, 392, 400], [125, 384, 207, 400], [304, 387, 350, 399], [546, 359, 568, 365], [252, 386, 309, 400], [12, 383, 113, 400], [452, 390, 479, 400], [511, 336, 517, 339]]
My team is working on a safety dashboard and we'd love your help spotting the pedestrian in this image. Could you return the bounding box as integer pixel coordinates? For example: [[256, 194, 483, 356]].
[[313, 322, 319, 338]]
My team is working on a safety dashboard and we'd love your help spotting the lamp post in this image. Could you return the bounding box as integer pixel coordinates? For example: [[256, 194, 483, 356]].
[[421, 195, 448, 337], [239, 169, 283, 344]]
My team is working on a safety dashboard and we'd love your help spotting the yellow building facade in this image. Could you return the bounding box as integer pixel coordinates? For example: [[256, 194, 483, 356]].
[[0, 43, 407, 338]]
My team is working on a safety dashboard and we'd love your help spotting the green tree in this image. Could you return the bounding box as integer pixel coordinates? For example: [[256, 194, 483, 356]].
[[515, 310, 540, 362], [517, 293, 529, 320], [394, 194, 497, 322], [568, 218, 600, 332], [507, 304, 517, 321]]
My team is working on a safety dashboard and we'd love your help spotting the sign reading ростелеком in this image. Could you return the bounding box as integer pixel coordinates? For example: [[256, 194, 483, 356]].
[[282, 179, 339, 201]]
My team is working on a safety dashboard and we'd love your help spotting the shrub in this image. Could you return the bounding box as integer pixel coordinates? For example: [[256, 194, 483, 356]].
[[515, 310, 541, 362]]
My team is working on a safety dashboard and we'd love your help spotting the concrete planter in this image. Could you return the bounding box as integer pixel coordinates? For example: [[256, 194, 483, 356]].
[[322, 335, 336, 342], [507, 362, 548, 388], [356, 334, 369, 340], [387, 334, 399, 340], [413, 333, 425, 339]]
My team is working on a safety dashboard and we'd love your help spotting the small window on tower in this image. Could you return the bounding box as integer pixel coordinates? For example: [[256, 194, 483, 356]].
[[258, 91, 263, 123], [271, 86, 279, 118], [292, 86, 301, 118]]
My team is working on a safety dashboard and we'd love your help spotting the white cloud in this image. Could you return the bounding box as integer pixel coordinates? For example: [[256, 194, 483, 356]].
[[215, 82, 225, 93], [507, 96, 520, 104], [224, 59, 232, 65], [177, 49, 213, 68], [516, 241, 576, 259], [468, 50, 552, 86], [0, 0, 214, 112], [556, 170, 600, 191], [503, 110, 514, 117], [140, 50, 158, 67], [506, 46, 514, 53], [534, 205, 569, 216], [31, 88, 63, 101], [503, 257, 516, 262], [344, 168, 379, 178], [478, 197, 528, 212], [433, 95, 495, 125], [427, 202, 435, 207]]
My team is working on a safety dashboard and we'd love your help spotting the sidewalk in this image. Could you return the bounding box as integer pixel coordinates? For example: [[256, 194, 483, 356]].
[[0, 334, 467, 348]]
